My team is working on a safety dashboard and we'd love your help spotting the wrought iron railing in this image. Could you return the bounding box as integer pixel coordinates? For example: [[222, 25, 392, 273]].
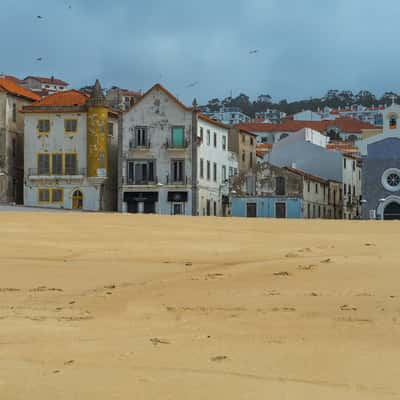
[[28, 168, 86, 177]]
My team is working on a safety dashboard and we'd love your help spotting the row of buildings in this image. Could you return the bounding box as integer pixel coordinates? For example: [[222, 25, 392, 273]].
[[1, 74, 399, 219]]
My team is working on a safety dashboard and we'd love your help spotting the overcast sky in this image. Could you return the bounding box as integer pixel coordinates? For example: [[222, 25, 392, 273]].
[[1, 0, 399, 104]]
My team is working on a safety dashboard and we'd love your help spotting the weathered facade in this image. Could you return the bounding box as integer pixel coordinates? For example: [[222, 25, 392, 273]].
[[23, 81, 119, 211], [119, 84, 237, 216], [231, 162, 335, 219], [0, 76, 40, 204], [228, 127, 257, 174], [106, 87, 142, 111]]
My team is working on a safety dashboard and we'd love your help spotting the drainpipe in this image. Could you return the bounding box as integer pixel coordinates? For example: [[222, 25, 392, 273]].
[[191, 99, 199, 216]]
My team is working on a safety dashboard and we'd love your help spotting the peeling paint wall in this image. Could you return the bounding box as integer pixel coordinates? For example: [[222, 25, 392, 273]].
[[120, 88, 194, 214], [0, 92, 31, 203]]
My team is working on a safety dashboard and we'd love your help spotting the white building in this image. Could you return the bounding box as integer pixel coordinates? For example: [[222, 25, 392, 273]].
[[119, 84, 238, 216], [204, 107, 250, 126], [267, 133, 362, 219], [21, 76, 69, 95], [293, 110, 322, 121], [23, 81, 119, 211]]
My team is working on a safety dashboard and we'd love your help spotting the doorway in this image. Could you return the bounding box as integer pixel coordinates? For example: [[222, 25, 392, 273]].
[[72, 190, 83, 209], [275, 202, 286, 218], [246, 202, 257, 218], [384, 202, 400, 220]]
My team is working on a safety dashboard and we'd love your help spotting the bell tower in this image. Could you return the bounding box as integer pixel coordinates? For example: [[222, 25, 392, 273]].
[[86, 80, 108, 178]]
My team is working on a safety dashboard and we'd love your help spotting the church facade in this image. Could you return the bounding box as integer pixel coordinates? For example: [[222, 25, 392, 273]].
[[360, 103, 400, 219]]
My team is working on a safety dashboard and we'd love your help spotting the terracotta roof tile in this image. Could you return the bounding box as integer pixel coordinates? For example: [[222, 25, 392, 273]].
[[284, 167, 328, 184], [237, 117, 378, 134], [0, 77, 41, 101], [29, 90, 89, 107]]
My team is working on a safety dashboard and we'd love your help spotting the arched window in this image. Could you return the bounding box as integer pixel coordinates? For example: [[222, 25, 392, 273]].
[[279, 133, 289, 141], [390, 115, 397, 129]]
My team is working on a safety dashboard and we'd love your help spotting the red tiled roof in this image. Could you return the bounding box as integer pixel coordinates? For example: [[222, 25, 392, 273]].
[[257, 143, 273, 149], [237, 117, 379, 134], [284, 167, 328, 184], [24, 76, 68, 86], [23, 90, 88, 111], [0, 76, 41, 101]]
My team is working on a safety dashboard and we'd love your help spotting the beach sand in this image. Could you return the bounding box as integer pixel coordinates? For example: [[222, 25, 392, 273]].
[[0, 212, 399, 399]]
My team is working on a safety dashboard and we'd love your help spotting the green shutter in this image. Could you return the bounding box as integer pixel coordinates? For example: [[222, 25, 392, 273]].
[[172, 127, 184, 147]]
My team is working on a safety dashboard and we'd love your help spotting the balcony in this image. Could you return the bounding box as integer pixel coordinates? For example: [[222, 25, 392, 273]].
[[129, 140, 151, 150], [165, 139, 189, 150], [28, 168, 86, 179], [122, 176, 159, 186], [122, 175, 192, 186]]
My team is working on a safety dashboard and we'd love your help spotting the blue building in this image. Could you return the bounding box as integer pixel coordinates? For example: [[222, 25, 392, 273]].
[[232, 196, 303, 218]]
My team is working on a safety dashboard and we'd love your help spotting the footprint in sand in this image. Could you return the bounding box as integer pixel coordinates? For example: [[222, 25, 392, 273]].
[[320, 258, 332, 264], [285, 253, 299, 258], [104, 285, 116, 290], [274, 271, 291, 277], [298, 264, 317, 271], [364, 243, 376, 247], [64, 360, 74, 366], [210, 355, 229, 362], [340, 305, 357, 311], [150, 338, 170, 346]]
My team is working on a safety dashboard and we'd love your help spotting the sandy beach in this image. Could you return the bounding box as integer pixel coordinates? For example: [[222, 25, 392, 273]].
[[0, 212, 400, 399]]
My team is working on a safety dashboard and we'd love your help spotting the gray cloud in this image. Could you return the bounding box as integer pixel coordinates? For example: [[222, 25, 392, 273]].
[[1, 0, 399, 104]]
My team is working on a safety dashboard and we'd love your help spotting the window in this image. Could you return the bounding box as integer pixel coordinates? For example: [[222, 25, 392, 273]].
[[344, 158, 347, 169], [315, 183, 318, 194], [213, 162, 217, 182], [12, 103, 16, 123], [229, 167, 233, 177], [12, 138, 16, 158], [108, 122, 114, 136], [242, 134, 245, 143], [390, 115, 397, 129], [242, 151, 245, 162], [307, 180, 310, 192], [207, 130, 211, 145], [313, 204, 316, 218], [307, 203, 311, 218], [38, 154, 50, 175], [276, 177, 285, 196], [37, 119, 50, 133], [172, 126, 184, 148], [352, 160, 355, 171], [65, 153, 77, 175], [52, 188, 63, 203], [127, 160, 155, 184], [222, 136, 226, 150], [200, 127, 204, 142], [222, 165, 227, 182], [200, 158, 204, 178], [318, 205, 321, 218], [38, 188, 50, 202], [250, 137, 254, 145], [171, 160, 184, 183], [213, 132, 217, 147], [135, 127, 148, 147], [213, 201, 217, 216], [249, 152, 253, 167], [64, 119, 78, 133], [206, 199, 211, 216], [207, 161, 211, 180], [344, 184, 347, 195], [52, 154, 63, 175]]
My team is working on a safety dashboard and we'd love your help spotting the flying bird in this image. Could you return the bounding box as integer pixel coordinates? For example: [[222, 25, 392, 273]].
[[36, 57, 43, 61], [37, 15, 44, 19], [249, 49, 260, 54], [186, 81, 199, 88]]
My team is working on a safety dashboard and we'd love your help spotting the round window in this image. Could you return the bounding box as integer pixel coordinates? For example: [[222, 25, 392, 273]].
[[382, 168, 400, 192]]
